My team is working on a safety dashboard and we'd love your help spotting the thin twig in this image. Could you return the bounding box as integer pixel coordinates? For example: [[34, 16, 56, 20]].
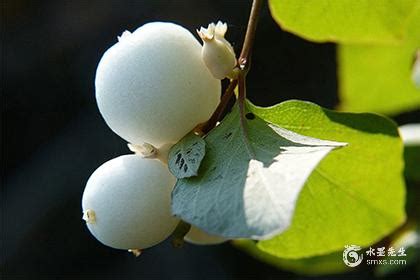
[[239, 0, 264, 69], [200, 79, 238, 135]]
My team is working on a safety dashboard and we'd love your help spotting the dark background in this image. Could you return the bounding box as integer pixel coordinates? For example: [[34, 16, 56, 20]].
[[2, 0, 418, 279]]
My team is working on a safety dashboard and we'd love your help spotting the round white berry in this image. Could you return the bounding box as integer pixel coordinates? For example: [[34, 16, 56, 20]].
[[82, 155, 179, 250], [95, 22, 221, 147]]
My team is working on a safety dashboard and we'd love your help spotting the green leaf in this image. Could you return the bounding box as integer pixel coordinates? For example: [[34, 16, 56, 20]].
[[168, 133, 206, 179], [234, 239, 349, 275], [413, 51, 420, 88], [250, 100, 406, 258], [338, 6, 420, 115], [269, 0, 418, 44], [405, 146, 420, 183], [171, 103, 345, 239]]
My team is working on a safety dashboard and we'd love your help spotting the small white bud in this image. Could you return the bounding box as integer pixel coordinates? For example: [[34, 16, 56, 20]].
[[198, 21, 237, 80]]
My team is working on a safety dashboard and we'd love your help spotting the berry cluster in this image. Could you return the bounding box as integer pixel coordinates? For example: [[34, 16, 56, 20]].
[[82, 22, 236, 252]]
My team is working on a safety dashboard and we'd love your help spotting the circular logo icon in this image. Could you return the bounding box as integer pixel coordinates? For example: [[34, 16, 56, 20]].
[[343, 245, 363, 267]]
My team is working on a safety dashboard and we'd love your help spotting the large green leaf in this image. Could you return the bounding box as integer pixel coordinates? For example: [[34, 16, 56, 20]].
[[234, 239, 348, 275], [338, 6, 420, 115], [269, 0, 418, 44], [171, 103, 345, 239], [250, 100, 405, 258]]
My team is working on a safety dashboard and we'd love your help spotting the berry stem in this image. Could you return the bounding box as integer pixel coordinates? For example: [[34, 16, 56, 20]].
[[171, 220, 192, 248], [200, 79, 238, 134], [239, 0, 264, 70]]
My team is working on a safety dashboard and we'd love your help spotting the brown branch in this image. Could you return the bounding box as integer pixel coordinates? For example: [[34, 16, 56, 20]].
[[238, 0, 264, 69], [199, 79, 238, 135]]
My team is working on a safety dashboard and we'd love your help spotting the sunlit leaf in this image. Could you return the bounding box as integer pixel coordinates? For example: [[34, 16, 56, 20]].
[[338, 6, 420, 115], [269, 0, 418, 44], [251, 100, 406, 258]]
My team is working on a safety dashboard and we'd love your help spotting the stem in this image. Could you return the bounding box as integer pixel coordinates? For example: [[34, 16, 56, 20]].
[[200, 79, 238, 134], [171, 220, 191, 248], [239, 0, 264, 69]]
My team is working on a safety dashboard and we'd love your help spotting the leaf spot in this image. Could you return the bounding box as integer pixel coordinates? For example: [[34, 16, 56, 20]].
[[223, 132, 233, 139], [246, 113, 255, 120]]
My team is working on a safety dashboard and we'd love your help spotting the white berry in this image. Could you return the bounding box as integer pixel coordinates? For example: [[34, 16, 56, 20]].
[[82, 155, 179, 250], [184, 225, 227, 245], [95, 22, 221, 147]]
